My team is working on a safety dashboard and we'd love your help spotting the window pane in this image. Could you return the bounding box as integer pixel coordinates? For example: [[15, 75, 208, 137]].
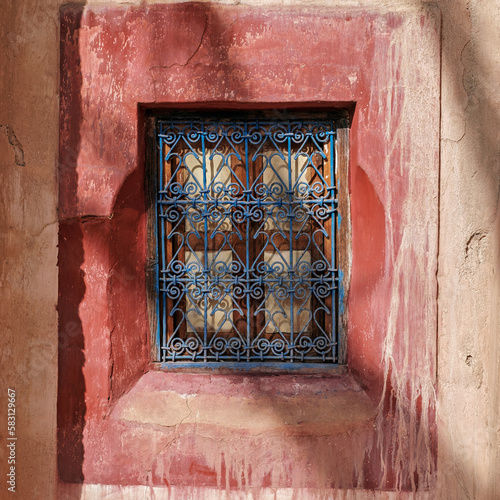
[[262, 250, 312, 335], [185, 250, 233, 334]]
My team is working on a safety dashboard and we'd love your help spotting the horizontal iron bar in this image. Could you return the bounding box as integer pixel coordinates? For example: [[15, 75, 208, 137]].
[[154, 362, 344, 372], [159, 278, 338, 284], [159, 276, 338, 282], [157, 199, 337, 206]]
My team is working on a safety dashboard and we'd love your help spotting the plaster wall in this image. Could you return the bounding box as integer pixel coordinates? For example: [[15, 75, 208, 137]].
[[0, 1, 498, 500], [57, 1, 439, 493]]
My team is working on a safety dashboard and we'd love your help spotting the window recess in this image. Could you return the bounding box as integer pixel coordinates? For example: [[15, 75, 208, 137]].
[[146, 112, 349, 365]]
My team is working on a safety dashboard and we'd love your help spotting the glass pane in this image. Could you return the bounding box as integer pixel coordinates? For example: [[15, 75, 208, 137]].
[[263, 250, 312, 334], [185, 250, 233, 334]]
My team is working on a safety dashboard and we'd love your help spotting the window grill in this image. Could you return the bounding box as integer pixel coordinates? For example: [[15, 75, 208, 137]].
[[151, 115, 344, 364]]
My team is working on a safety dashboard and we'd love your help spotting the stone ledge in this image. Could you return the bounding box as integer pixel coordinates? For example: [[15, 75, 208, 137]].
[[111, 370, 377, 436]]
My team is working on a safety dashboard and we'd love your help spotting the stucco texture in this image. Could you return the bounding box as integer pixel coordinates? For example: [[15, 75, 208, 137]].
[[0, 0, 499, 499]]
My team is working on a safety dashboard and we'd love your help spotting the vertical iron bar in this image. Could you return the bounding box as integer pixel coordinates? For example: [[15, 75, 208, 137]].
[[245, 122, 250, 361], [288, 122, 294, 361], [151, 119, 162, 362], [202, 121, 208, 362]]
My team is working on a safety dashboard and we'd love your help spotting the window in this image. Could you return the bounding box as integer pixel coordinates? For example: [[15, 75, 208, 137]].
[[146, 111, 349, 365]]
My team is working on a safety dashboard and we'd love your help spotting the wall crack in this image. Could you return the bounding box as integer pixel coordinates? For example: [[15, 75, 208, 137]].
[[59, 214, 114, 223], [149, 12, 208, 72], [0, 125, 25, 166]]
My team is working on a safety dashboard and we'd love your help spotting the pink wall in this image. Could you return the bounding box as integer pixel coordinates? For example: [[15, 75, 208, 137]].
[[58, 4, 440, 491]]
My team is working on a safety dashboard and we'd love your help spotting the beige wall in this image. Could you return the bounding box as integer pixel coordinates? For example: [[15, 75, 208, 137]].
[[0, 1, 60, 498], [0, 0, 498, 498], [437, 0, 500, 498]]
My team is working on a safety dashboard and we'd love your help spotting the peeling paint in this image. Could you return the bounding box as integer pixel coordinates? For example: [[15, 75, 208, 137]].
[[57, 2, 439, 495]]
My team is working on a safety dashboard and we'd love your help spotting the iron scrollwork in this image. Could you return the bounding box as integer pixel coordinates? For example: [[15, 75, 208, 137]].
[[156, 117, 339, 363]]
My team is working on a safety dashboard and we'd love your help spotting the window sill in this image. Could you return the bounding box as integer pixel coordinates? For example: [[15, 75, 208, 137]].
[[111, 369, 377, 435], [153, 361, 347, 375]]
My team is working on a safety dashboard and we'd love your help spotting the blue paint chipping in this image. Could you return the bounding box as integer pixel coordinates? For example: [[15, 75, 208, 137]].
[[339, 269, 345, 315]]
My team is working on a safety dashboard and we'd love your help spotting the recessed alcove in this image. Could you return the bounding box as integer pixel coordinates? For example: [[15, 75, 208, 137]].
[[58, 3, 440, 491]]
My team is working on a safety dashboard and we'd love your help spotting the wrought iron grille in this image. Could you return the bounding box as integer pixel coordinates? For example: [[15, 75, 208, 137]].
[[154, 116, 341, 363]]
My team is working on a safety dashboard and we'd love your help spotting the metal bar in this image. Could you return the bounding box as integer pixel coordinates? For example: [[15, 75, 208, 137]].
[[159, 131, 167, 361], [245, 121, 251, 362], [202, 122, 208, 362], [287, 121, 294, 361]]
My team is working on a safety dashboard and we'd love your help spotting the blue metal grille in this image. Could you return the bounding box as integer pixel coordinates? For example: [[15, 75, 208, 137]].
[[155, 117, 339, 363]]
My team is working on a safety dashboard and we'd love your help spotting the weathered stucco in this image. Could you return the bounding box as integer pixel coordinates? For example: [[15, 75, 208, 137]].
[[0, 0, 499, 499], [56, 3, 439, 492]]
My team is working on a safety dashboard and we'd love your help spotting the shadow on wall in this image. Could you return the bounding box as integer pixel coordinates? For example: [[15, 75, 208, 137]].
[[57, 3, 86, 495]]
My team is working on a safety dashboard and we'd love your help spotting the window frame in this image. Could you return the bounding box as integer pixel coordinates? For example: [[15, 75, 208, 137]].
[[145, 110, 350, 369]]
